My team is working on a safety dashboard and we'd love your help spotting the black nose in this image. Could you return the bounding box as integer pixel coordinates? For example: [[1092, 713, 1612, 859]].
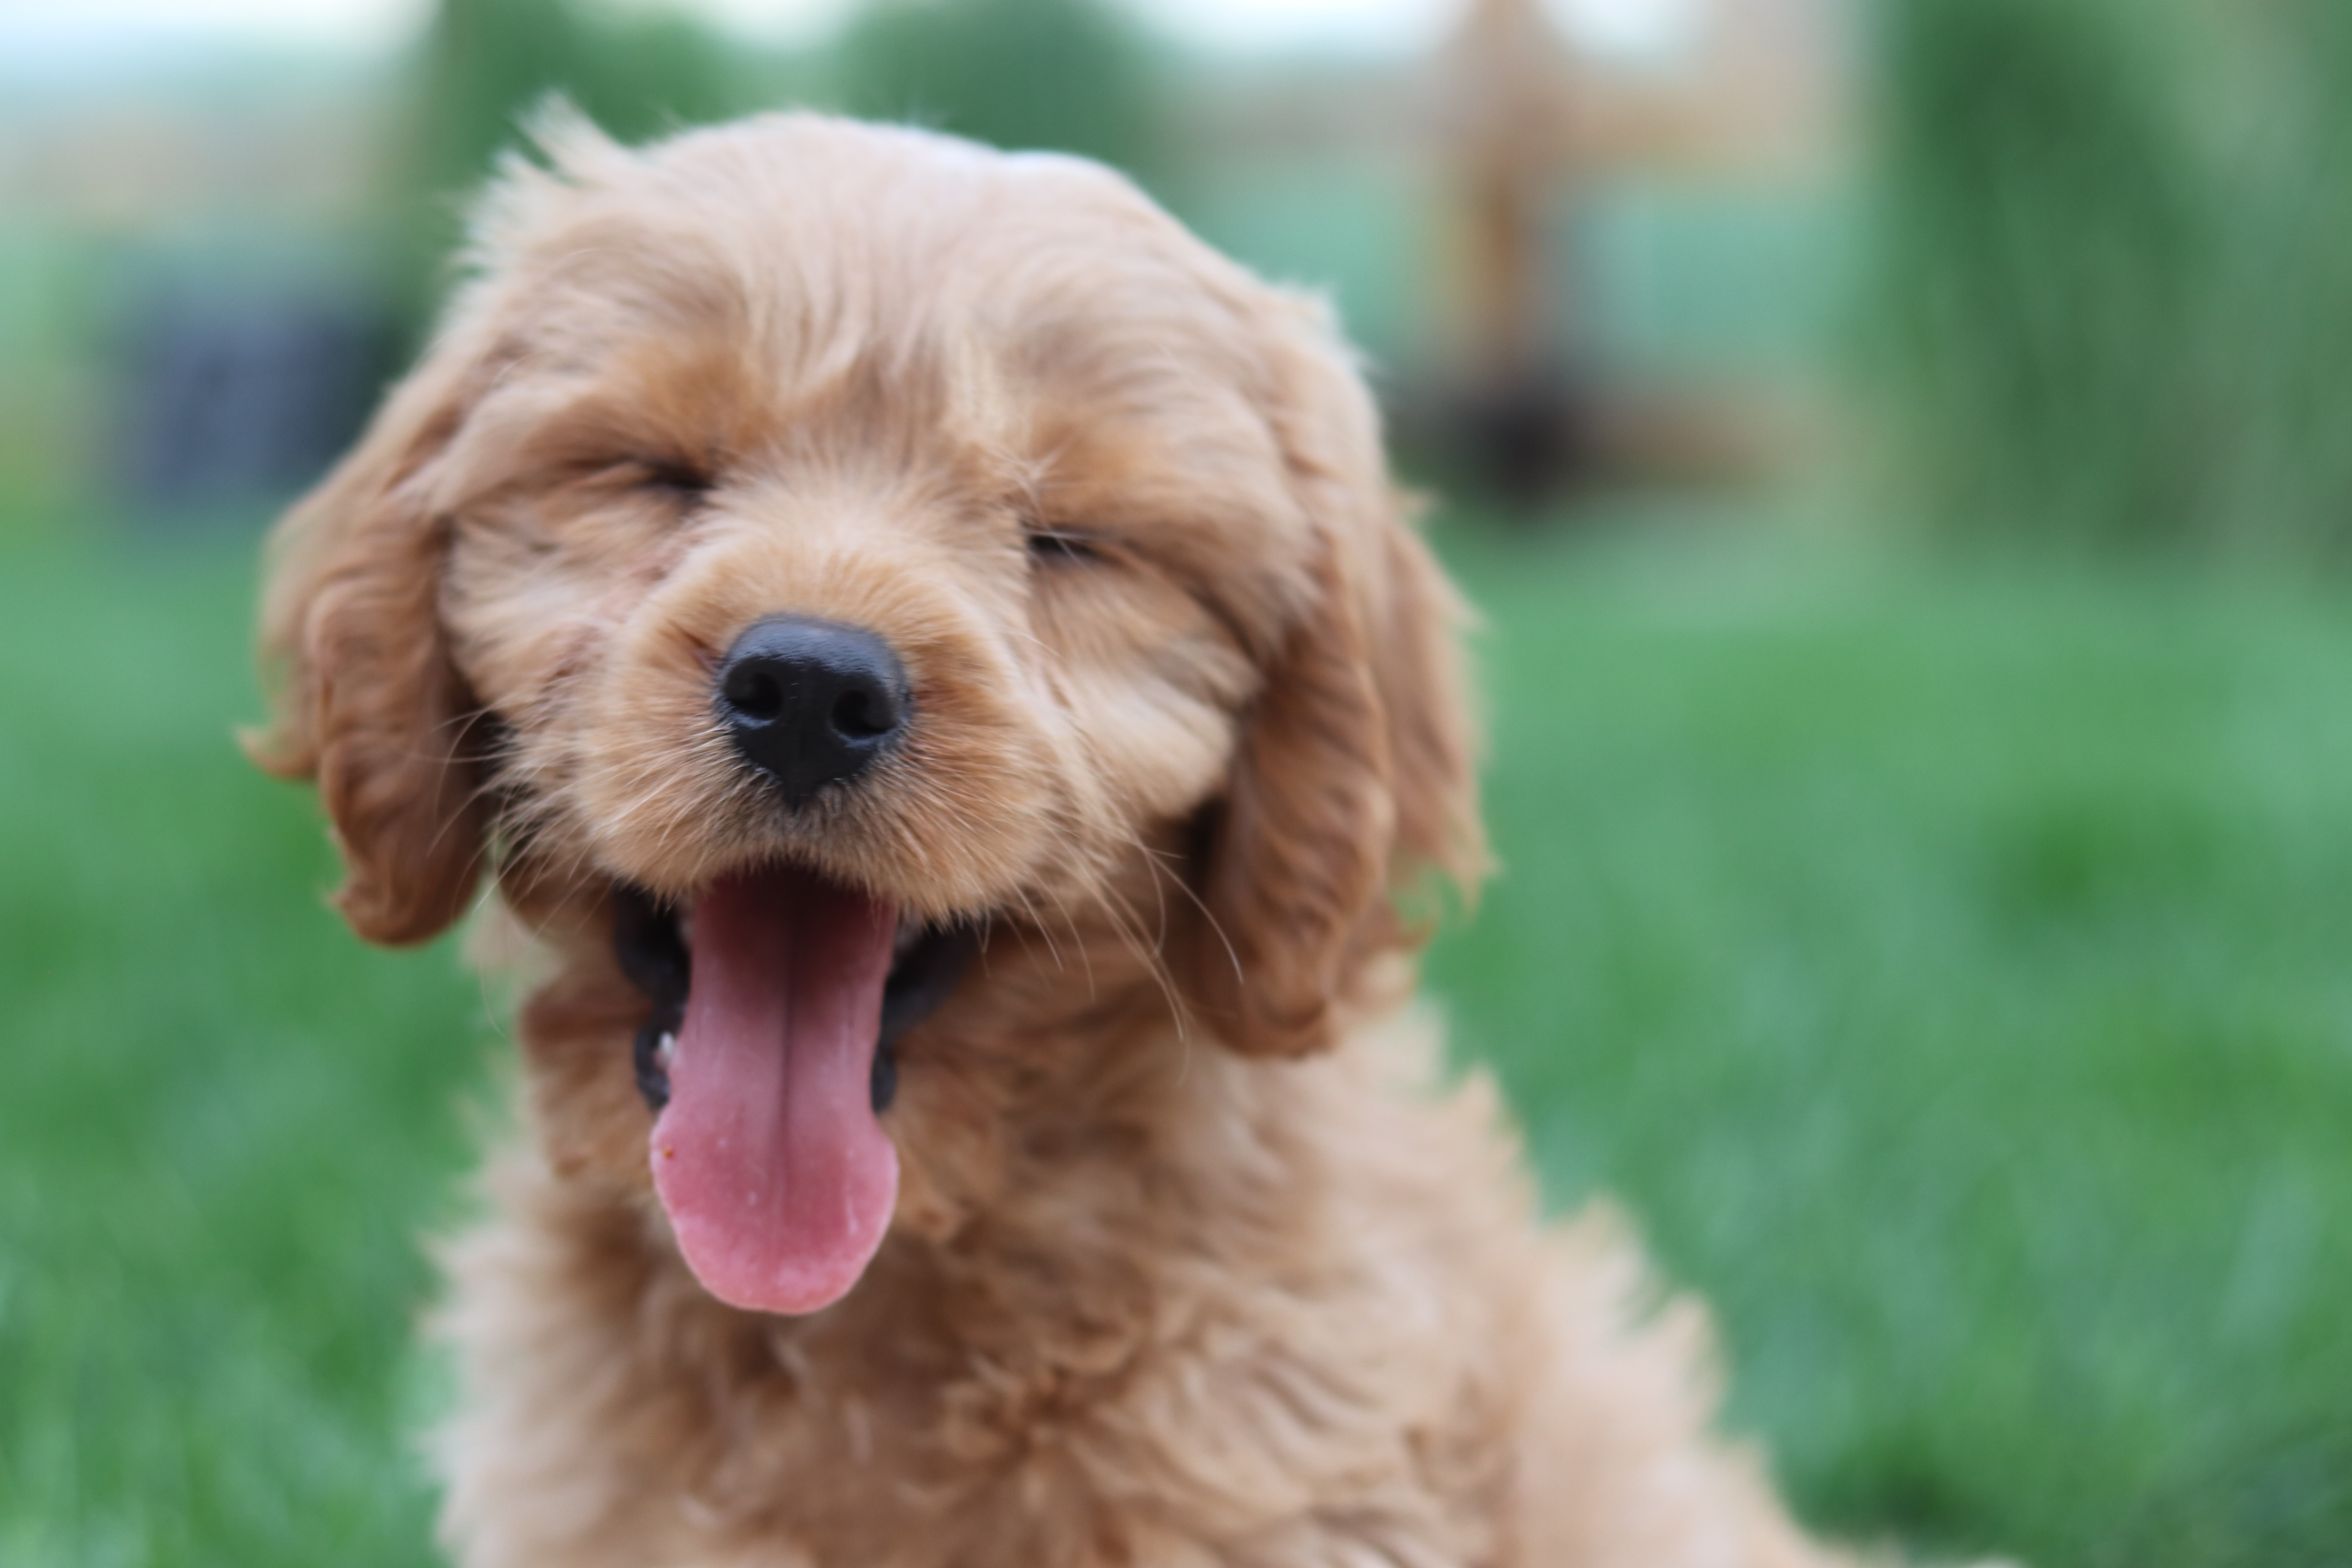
[[715, 616, 910, 808]]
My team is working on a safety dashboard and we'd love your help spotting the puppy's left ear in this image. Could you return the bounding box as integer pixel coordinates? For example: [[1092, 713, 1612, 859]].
[[246, 332, 492, 947], [1189, 302, 1488, 1058]]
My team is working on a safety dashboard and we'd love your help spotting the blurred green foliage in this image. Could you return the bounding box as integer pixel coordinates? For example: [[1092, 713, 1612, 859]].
[[393, 0, 759, 329], [1870, 0, 2352, 556], [388, 0, 1168, 335], [410, 0, 742, 206], [1870, 0, 2209, 550], [833, 0, 1169, 191]]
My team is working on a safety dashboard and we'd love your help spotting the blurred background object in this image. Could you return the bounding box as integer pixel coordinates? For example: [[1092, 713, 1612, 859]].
[[833, 0, 1167, 185], [0, 0, 1859, 532], [1866, 0, 2352, 556], [1411, 0, 1841, 502], [4, 3, 2351, 1566]]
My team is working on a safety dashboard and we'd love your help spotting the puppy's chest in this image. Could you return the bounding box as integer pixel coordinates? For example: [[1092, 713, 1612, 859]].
[[602, 1302, 1183, 1560]]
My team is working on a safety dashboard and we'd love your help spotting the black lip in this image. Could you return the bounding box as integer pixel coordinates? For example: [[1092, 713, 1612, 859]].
[[613, 887, 688, 1112], [610, 884, 978, 1116]]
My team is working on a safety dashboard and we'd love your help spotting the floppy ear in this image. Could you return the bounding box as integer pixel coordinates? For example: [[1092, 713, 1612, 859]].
[[247, 336, 492, 947], [1189, 309, 1488, 1058]]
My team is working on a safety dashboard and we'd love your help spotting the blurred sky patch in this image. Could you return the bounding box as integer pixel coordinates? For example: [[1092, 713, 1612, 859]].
[[0, 0, 1719, 68]]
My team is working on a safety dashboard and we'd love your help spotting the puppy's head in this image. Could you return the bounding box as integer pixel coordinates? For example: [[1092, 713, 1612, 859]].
[[254, 113, 1484, 1312]]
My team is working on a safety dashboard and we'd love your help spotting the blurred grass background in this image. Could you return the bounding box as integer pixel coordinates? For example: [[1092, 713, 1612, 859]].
[[7, 520, 2351, 1565], [4, 0, 2352, 1563]]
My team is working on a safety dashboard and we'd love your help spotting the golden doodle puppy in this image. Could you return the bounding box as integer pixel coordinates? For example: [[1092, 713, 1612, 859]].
[[254, 113, 1853, 1568]]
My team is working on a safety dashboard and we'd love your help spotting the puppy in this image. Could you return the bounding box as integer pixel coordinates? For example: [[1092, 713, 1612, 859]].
[[253, 113, 1851, 1568]]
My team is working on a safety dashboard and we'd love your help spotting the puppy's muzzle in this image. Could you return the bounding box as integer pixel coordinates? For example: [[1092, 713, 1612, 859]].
[[717, 615, 911, 809]]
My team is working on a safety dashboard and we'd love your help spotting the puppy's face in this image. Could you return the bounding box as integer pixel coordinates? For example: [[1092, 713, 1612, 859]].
[[431, 155, 1297, 926], [255, 116, 1480, 1314]]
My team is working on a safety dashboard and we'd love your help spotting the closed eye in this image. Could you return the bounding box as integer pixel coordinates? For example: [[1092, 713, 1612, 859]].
[[1026, 528, 1105, 566], [620, 458, 715, 505]]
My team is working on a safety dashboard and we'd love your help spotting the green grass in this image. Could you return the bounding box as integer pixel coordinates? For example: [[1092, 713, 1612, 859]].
[[1429, 522, 2352, 1565], [4, 520, 2349, 1566], [0, 540, 488, 1565]]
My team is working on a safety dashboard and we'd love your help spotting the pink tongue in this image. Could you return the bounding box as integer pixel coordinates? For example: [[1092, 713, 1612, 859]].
[[650, 864, 900, 1316]]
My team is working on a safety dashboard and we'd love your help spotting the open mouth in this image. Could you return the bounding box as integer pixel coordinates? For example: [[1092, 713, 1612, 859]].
[[611, 870, 978, 1316]]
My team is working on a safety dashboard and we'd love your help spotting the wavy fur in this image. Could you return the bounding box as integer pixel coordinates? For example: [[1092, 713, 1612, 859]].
[[256, 112, 1851, 1568]]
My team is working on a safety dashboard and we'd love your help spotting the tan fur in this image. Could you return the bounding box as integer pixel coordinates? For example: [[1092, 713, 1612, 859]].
[[256, 113, 1854, 1568]]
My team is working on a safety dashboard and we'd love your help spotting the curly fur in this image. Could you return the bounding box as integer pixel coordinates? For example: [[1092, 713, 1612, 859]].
[[254, 111, 1854, 1568]]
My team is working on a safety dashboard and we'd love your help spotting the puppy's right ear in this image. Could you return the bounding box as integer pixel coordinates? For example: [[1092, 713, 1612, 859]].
[[247, 334, 491, 947]]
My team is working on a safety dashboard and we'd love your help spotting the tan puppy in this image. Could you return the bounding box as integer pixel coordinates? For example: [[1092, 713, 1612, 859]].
[[254, 112, 1849, 1568]]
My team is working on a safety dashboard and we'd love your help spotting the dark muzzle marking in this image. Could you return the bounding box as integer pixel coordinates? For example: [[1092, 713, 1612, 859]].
[[613, 886, 688, 1113]]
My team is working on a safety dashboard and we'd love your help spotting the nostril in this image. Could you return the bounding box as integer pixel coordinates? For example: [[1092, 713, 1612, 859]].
[[722, 666, 788, 724], [831, 684, 896, 741]]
